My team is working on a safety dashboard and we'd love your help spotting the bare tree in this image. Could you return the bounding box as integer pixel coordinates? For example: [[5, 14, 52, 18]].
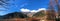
[[55, 0, 60, 18]]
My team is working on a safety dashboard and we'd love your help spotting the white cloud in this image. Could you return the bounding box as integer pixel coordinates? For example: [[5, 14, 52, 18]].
[[20, 8, 46, 12], [20, 8, 30, 12]]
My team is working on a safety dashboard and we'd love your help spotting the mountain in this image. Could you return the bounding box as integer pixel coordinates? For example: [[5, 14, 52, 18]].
[[27, 12, 36, 17], [22, 12, 37, 17], [21, 10, 46, 17], [0, 16, 3, 19], [22, 12, 31, 14], [33, 10, 46, 17], [3, 12, 28, 19]]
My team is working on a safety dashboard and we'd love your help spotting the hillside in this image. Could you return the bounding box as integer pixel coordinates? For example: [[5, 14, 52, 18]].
[[33, 10, 46, 17], [0, 16, 3, 19], [0, 12, 28, 19]]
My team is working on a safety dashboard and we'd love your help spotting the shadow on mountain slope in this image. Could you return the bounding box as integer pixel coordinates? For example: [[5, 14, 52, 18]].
[[0, 12, 28, 19]]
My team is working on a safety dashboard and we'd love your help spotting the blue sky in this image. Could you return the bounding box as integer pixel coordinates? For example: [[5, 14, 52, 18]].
[[0, 0, 50, 15]]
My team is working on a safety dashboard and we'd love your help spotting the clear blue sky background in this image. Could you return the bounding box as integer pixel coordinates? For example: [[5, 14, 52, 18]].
[[0, 0, 50, 16]]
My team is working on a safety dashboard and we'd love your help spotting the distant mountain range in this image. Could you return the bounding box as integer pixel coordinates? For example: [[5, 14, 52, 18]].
[[0, 12, 28, 19], [0, 10, 46, 19]]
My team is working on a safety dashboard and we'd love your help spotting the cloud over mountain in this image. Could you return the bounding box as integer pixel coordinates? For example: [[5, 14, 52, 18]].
[[20, 8, 46, 12]]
